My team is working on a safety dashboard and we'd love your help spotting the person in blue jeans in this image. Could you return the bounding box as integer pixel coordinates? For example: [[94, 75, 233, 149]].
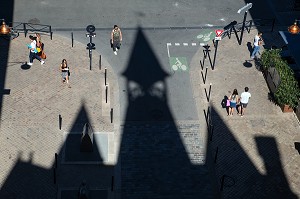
[[251, 32, 263, 59], [27, 35, 45, 65]]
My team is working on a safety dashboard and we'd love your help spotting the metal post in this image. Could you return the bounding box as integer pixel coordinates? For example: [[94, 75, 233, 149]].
[[89, 50, 92, 70], [50, 26, 53, 40], [55, 153, 58, 168], [105, 85, 108, 103], [212, 39, 218, 70], [105, 68, 107, 85], [71, 32, 74, 47], [110, 108, 113, 123], [59, 114, 62, 130], [239, 11, 248, 45], [23, 23, 27, 38], [99, 55, 102, 70]]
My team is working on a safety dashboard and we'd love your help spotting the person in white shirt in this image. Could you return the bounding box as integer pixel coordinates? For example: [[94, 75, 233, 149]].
[[27, 35, 45, 66], [251, 32, 263, 59], [238, 87, 251, 117]]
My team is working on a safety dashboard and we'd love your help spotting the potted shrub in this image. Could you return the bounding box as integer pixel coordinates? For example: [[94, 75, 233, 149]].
[[261, 49, 300, 112]]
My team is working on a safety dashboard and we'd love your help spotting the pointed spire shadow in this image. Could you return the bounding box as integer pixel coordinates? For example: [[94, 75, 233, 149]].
[[122, 27, 172, 122], [118, 28, 218, 198]]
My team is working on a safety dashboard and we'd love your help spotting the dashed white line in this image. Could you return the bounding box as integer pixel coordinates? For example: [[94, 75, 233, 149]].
[[175, 43, 180, 46], [183, 43, 188, 46]]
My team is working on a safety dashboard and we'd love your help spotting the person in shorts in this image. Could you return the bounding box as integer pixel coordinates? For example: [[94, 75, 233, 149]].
[[110, 25, 122, 55], [239, 87, 251, 117], [228, 89, 239, 116]]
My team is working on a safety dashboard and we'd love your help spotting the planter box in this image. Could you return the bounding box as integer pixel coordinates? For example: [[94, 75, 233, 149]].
[[281, 104, 294, 113]]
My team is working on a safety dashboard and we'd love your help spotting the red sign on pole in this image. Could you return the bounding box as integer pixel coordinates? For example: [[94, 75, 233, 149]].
[[215, 29, 224, 37]]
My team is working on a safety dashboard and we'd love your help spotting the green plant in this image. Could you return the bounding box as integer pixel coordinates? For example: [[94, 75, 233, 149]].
[[261, 49, 300, 108], [260, 49, 281, 70]]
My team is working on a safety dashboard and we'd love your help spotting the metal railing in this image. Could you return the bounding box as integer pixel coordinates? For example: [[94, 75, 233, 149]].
[[9, 22, 53, 39]]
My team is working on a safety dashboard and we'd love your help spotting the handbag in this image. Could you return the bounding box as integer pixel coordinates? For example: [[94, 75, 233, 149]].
[[40, 51, 47, 59], [226, 100, 230, 106]]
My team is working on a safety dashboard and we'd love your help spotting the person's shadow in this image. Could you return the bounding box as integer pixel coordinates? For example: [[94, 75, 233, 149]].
[[247, 42, 253, 57], [221, 95, 230, 115]]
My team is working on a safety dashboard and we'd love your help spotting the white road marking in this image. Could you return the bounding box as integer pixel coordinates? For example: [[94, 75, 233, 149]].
[[183, 43, 188, 46], [175, 43, 180, 46]]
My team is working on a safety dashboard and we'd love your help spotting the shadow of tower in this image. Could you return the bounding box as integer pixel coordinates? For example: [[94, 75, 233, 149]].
[[117, 28, 218, 199]]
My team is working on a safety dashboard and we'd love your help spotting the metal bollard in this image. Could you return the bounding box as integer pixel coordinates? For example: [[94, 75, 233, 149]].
[[105, 68, 107, 86], [110, 108, 113, 123], [59, 114, 62, 130], [105, 85, 108, 103]]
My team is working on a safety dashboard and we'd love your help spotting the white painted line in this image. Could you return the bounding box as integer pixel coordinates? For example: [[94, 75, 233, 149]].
[[175, 43, 180, 46], [200, 43, 205, 46], [167, 43, 170, 57], [183, 43, 188, 46], [192, 43, 197, 46]]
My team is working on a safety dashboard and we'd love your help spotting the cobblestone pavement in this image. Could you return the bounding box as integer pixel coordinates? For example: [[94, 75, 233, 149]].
[[0, 34, 119, 198], [190, 28, 300, 198], [0, 27, 300, 199]]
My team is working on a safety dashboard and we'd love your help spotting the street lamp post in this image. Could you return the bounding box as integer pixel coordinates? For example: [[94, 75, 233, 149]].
[[86, 25, 96, 70], [288, 19, 300, 34], [237, 3, 252, 45]]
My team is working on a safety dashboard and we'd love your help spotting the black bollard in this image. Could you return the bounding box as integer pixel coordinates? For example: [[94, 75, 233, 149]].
[[105, 85, 108, 103], [110, 108, 113, 123], [59, 114, 62, 130], [99, 55, 102, 70], [55, 153, 58, 168], [71, 32, 74, 47], [105, 68, 107, 86]]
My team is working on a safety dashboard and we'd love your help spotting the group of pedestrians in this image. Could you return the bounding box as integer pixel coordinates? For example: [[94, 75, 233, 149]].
[[26, 25, 123, 89], [227, 87, 251, 117], [27, 34, 46, 66]]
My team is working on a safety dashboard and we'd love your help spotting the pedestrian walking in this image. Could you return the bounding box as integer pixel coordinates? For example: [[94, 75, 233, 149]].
[[251, 32, 263, 59], [238, 87, 251, 117], [110, 25, 122, 55], [60, 59, 71, 88], [27, 35, 45, 65], [228, 89, 239, 116], [35, 33, 46, 59]]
